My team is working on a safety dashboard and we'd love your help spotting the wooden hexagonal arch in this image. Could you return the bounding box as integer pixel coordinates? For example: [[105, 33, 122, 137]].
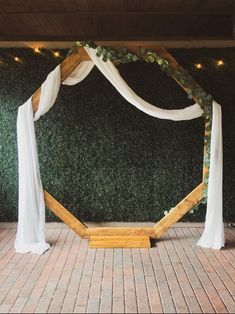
[[32, 44, 208, 248]]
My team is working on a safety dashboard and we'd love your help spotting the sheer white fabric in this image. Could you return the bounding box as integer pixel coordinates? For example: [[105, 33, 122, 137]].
[[62, 61, 94, 85], [15, 66, 61, 254], [15, 46, 224, 254], [15, 98, 50, 254], [197, 101, 224, 249], [34, 65, 61, 121], [85, 47, 203, 121], [15, 63, 93, 254]]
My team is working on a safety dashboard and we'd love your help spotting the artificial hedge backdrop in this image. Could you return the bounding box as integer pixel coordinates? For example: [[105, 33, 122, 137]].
[[0, 47, 234, 222]]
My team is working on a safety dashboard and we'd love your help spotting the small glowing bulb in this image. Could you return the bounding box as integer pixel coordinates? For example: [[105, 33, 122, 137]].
[[34, 48, 40, 53], [53, 51, 60, 57], [216, 60, 224, 66], [14, 57, 21, 62], [195, 63, 202, 69]]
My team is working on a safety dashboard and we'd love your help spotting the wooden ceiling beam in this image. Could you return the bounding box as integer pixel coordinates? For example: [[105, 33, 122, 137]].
[[0, 11, 231, 15], [0, 35, 232, 41], [233, 0, 235, 39], [2, 40, 235, 49]]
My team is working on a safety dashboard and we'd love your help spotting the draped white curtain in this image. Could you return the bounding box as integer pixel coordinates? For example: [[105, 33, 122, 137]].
[[15, 47, 224, 254], [197, 102, 224, 249], [15, 64, 94, 254]]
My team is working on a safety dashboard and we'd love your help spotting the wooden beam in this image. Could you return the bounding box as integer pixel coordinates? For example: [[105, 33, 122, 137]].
[[1, 36, 234, 43], [0, 11, 231, 16], [129, 46, 210, 181], [153, 183, 204, 238], [44, 190, 88, 238], [3, 40, 235, 49], [233, 0, 235, 39], [89, 236, 151, 248], [31, 48, 90, 239], [128, 46, 209, 180], [32, 47, 90, 113], [128, 46, 204, 96], [85, 227, 156, 238]]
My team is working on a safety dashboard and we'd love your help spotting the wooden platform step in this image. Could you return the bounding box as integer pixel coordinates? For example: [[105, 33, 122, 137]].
[[89, 235, 151, 248]]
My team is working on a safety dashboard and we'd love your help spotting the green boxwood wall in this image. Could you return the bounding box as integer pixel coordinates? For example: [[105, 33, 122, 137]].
[[0, 47, 234, 222]]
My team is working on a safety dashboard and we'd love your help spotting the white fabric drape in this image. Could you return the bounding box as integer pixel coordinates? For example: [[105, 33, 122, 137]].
[[62, 61, 94, 85], [15, 65, 61, 254], [15, 63, 93, 254], [34, 65, 61, 121], [15, 46, 224, 254], [197, 102, 224, 249], [85, 47, 203, 121], [15, 99, 50, 254]]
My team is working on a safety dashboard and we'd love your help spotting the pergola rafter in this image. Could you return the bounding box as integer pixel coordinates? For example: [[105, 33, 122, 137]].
[[32, 44, 208, 248]]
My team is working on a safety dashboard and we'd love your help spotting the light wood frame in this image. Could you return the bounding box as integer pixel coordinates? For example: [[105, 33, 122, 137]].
[[31, 44, 207, 248]]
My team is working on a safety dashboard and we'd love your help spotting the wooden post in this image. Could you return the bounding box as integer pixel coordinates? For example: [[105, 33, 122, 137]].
[[151, 47, 210, 182], [129, 46, 208, 237], [32, 47, 90, 113], [32, 48, 91, 238], [153, 183, 204, 238], [128, 45, 210, 181], [44, 191, 88, 238]]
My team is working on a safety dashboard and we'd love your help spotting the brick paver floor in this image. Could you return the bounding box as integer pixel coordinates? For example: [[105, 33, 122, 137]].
[[0, 222, 235, 313]]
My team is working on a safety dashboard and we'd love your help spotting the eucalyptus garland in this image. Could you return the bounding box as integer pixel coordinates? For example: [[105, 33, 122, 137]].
[[74, 41, 212, 215]]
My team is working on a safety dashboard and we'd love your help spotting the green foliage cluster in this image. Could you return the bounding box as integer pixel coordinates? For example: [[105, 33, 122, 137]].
[[77, 41, 140, 64], [0, 47, 235, 222]]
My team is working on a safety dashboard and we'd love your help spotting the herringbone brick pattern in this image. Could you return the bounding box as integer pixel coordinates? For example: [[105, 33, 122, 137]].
[[0, 223, 235, 313]]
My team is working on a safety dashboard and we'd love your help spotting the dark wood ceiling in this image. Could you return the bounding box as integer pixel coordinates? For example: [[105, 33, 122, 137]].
[[0, 0, 234, 41]]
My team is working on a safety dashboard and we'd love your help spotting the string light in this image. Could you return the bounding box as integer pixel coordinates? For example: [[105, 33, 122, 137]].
[[14, 56, 21, 63], [195, 63, 203, 69], [216, 59, 224, 67], [34, 47, 41, 54], [53, 51, 60, 58], [0, 50, 229, 70]]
